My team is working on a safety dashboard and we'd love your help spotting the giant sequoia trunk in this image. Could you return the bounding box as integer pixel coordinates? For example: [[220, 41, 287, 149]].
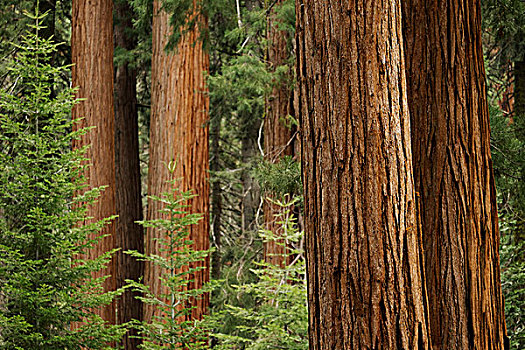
[[145, 0, 210, 323], [402, 1, 508, 348], [263, 0, 295, 267], [71, 0, 116, 324], [296, 1, 431, 348], [114, 1, 143, 348]]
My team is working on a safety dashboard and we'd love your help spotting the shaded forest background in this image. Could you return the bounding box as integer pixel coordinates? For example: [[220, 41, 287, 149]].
[[0, 0, 523, 349]]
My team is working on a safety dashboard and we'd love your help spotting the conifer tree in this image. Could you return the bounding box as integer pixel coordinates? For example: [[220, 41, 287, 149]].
[[403, 0, 508, 347], [114, 0, 144, 348], [296, 0, 431, 347], [0, 10, 123, 348], [71, 0, 117, 325], [146, 0, 210, 324], [263, 0, 296, 268]]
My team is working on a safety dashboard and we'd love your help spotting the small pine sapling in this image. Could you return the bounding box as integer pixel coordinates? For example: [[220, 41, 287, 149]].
[[213, 196, 308, 350], [0, 6, 124, 349], [125, 164, 213, 349]]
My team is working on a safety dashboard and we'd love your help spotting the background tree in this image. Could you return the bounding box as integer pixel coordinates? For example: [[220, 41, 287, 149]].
[[402, 0, 508, 348], [114, 0, 144, 348], [296, 0, 431, 348], [0, 11, 123, 347], [71, 0, 117, 325], [145, 0, 210, 324], [263, 0, 296, 267], [482, 1, 525, 347]]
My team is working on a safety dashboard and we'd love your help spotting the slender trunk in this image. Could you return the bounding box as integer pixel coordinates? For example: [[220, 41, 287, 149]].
[[402, 1, 508, 348], [210, 114, 222, 280], [263, 0, 295, 267], [145, 0, 210, 323], [38, 0, 56, 97], [71, 0, 116, 324], [514, 61, 525, 245], [240, 0, 262, 235], [114, 1, 143, 348], [241, 126, 261, 234], [296, 0, 431, 348], [38, 0, 55, 42]]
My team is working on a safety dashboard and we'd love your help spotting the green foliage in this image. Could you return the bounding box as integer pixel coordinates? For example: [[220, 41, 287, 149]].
[[255, 156, 301, 198], [0, 9, 124, 349], [125, 167, 213, 349], [212, 198, 308, 350], [489, 103, 525, 349], [500, 226, 525, 350], [482, 0, 525, 62]]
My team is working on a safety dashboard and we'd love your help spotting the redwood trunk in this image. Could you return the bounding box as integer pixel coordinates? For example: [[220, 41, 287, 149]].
[[114, 1, 143, 348], [402, 1, 507, 348], [71, 0, 116, 324], [263, 0, 295, 267], [145, 0, 210, 323], [296, 0, 431, 348]]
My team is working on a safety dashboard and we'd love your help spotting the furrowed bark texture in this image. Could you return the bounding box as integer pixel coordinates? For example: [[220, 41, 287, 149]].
[[145, 0, 210, 323], [296, 0, 430, 348], [402, 1, 508, 348], [114, 1, 143, 348], [264, 0, 295, 267], [71, 0, 116, 324]]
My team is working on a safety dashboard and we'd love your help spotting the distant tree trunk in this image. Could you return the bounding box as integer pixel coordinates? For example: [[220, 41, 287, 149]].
[[263, 0, 295, 267], [514, 61, 525, 245], [210, 114, 222, 280], [38, 0, 56, 97], [515, 61, 525, 123], [38, 0, 55, 42], [145, 0, 210, 323], [402, 1, 508, 348], [296, 1, 431, 348], [240, 0, 262, 235], [114, 1, 143, 348], [71, 0, 116, 325], [240, 124, 260, 233]]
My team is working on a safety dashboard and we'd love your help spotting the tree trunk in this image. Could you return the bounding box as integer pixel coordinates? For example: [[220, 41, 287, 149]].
[[514, 61, 525, 245], [38, 0, 56, 97], [71, 0, 116, 324], [114, 1, 143, 348], [515, 61, 525, 123], [145, 0, 210, 323], [38, 0, 55, 42], [210, 113, 222, 280], [240, 126, 261, 234], [402, 1, 508, 349], [296, 1, 431, 348], [263, 0, 295, 267]]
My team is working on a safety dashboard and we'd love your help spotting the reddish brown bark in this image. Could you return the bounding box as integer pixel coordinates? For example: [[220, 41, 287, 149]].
[[114, 1, 143, 348], [296, 0, 431, 348], [71, 0, 116, 324], [263, 0, 295, 267], [402, 0, 508, 348], [145, 0, 210, 323]]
